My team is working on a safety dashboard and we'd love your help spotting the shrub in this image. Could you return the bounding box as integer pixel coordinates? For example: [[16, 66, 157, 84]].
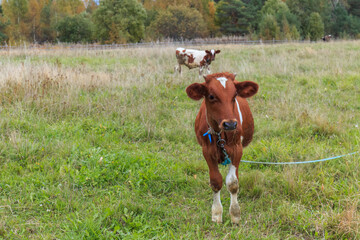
[[92, 0, 146, 43], [149, 5, 208, 40], [56, 13, 94, 43]]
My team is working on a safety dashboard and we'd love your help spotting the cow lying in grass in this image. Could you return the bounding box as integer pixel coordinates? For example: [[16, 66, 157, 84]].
[[186, 72, 259, 224], [175, 48, 220, 77]]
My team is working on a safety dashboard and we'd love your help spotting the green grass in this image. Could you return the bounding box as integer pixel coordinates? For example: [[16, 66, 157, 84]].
[[0, 41, 359, 239]]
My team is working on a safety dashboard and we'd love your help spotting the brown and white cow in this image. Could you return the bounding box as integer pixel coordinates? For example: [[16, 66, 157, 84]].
[[186, 72, 258, 224], [175, 48, 221, 77], [322, 35, 332, 42]]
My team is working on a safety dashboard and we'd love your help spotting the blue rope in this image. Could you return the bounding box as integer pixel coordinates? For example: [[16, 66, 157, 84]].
[[221, 154, 231, 166], [241, 151, 359, 165], [203, 130, 212, 143]]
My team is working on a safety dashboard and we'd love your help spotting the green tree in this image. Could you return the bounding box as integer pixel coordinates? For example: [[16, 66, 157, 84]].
[[0, 6, 10, 44], [330, 4, 360, 37], [85, 0, 98, 14], [93, 0, 147, 43], [39, 1, 55, 43], [331, 5, 350, 37], [308, 12, 324, 41], [149, 5, 208, 40], [3, 0, 28, 25], [348, 0, 360, 18], [287, 0, 331, 37], [143, 0, 217, 36], [26, 0, 43, 43], [347, 15, 360, 37], [56, 13, 94, 43], [51, 0, 85, 16], [2, 0, 29, 42], [260, 0, 300, 40], [215, 0, 254, 35], [243, 0, 266, 33], [259, 14, 280, 40]]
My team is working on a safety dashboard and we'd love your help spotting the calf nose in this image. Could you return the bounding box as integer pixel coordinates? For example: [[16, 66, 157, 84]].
[[223, 121, 237, 131]]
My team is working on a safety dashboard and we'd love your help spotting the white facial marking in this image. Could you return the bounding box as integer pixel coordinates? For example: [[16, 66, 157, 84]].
[[216, 77, 228, 88], [211, 49, 215, 55], [235, 99, 243, 125]]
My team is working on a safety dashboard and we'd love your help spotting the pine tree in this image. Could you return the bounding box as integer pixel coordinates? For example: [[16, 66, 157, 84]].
[[215, 0, 254, 35], [308, 12, 324, 41]]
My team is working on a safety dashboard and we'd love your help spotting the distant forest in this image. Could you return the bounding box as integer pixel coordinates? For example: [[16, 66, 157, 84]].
[[0, 0, 360, 44]]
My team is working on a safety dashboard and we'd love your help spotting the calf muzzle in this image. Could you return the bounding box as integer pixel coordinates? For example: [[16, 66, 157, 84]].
[[222, 120, 237, 131]]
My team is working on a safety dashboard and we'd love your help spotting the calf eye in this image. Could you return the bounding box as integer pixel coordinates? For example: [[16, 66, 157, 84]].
[[209, 95, 215, 101]]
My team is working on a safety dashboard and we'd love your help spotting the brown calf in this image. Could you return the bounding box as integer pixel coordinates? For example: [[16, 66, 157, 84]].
[[186, 72, 258, 224]]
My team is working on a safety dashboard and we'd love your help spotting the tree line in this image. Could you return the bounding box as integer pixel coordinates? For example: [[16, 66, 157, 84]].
[[0, 0, 359, 45]]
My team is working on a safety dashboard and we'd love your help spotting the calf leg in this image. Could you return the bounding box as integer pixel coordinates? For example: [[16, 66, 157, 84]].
[[174, 64, 181, 74], [206, 65, 211, 74], [204, 150, 223, 223], [226, 163, 240, 224], [212, 190, 222, 223], [199, 66, 204, 78]]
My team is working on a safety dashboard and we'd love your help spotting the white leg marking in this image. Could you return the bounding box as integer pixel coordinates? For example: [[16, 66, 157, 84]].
[[207, 66, 211, 74], [199, 67, 203, 78], [226, 164, 240, 224], [211, 191, 223, 223]]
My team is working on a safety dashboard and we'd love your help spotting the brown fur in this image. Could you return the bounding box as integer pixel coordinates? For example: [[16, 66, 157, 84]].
[[186, 54, 195, 64], [186, 72, 258, 192]]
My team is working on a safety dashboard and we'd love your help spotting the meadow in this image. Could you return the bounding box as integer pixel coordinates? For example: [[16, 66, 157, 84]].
[[0, 41, 359, 239]]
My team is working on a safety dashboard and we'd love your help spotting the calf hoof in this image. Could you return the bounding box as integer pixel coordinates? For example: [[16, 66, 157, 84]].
[[212, 207, 223, 223], [230, 204, 241, 224], [212, 214, 222, 223]]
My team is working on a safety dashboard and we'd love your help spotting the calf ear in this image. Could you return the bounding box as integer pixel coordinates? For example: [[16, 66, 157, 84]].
[[215, 50, 221, 54], [186, 83, 207, 100], [205, 50, 210, 54], [235, 81, 259, 98]]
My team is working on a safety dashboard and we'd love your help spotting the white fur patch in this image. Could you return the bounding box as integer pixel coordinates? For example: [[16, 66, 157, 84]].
[[216, 77, 228, 88], [226, 164, 237, 188], [226, 164, 239, 213], [180, 49, 206, 65], [212, 191, 223, 222], [235, 99, 243, 125], [213, 191, 221, 207]]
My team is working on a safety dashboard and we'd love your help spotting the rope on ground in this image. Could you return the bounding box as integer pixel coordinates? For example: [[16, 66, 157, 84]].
[[241, 151, 359, 165]]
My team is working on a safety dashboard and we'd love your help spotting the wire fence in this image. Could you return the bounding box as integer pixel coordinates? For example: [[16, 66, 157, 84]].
[[0, 39, 319, 51]]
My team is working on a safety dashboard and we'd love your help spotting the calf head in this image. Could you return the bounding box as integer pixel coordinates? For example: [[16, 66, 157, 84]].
[[186, 72, 258, 132], [205, 49, 221, 62]]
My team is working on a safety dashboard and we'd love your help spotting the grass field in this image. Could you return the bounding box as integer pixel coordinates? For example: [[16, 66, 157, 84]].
[[0, 41, 359, 239]]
